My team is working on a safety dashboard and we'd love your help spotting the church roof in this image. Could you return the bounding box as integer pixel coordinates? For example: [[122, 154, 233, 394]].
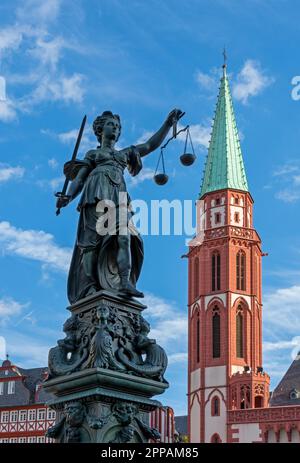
[[270, 352, 300, 407], [200, 65, 248, 198]]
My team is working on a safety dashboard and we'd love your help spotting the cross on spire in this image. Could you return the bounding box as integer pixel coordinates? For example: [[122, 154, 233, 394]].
[[222, 47, 227, 71]]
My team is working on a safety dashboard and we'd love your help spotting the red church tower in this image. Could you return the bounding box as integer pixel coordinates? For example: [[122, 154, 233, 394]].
[[187, 62, 270, 443]]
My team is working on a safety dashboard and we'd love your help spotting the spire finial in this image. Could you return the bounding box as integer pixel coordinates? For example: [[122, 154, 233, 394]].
[[222, 47, 227, 75], [6, 353, 9, 360]]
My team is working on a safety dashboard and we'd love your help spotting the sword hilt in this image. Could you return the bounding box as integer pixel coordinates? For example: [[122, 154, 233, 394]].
[[55, 192, 70, 216]]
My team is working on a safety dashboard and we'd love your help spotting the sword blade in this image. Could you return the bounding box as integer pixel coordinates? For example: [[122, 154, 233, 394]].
[[55, 114, 87, 215]]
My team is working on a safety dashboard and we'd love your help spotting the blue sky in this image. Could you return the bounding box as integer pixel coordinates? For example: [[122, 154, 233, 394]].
[[0, 0, 300, 415]]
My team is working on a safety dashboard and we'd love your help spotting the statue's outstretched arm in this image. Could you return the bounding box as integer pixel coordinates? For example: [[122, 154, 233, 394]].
[[136, 108, 182, 157]]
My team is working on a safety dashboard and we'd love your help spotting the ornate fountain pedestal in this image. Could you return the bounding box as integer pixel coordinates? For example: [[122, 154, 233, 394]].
[[43, 291, 168, 443]]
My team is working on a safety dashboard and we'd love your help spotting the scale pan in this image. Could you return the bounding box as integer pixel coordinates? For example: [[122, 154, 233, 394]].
[[180, 153, 196, 166], [153, 173, 169, 185]]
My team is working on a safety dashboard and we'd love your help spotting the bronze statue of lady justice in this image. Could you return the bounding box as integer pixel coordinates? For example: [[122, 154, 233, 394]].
[[56, 109, 183, 304]]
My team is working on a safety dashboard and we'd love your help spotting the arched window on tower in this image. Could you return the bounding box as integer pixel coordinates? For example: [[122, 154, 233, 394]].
[[211, 433, 222, 443], [212, 306, 221, 358], [236, 251, 246, 291], [211, 396, 220, 416], [212, 252, 221, 291], [236, 306, 244, 358], [196, 315, 200, 364], [194, 257, 199, 300]]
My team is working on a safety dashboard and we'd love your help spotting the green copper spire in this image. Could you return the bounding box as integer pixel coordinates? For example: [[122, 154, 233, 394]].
[[199, 63, 248, 198]]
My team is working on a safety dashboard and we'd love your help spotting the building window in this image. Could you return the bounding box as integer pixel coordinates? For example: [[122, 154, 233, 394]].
[[37, 436, 45, 443], [19, 410, 27, 422], [1, 411, 9, 423], [10, 411, 18, 422], [211, 433, 222, 443], [254, 396, 263, 408], [28, 437, 36, 443], [37, 409, 46, 421], [234, 212, 240, 223], [289, 389, 300, 400], [0, 382, 3, 395], [234, 197, 239, 205], [211, 396, 220, 416], [28, 409, 36, 421], [47, 409, 56, 420], [10, 438, 18, 443], [215, 198, 220, 206], [236, 308, 244, 358], [196, 316, 200, 364], [212, 307, 221, 358], [19, 437, 27, 443], [212, 252, 221, 291], [236, 251, 246, 291], [215, 212, 221, 224], [194, 257, 199, 299], [7, 381, 15, 394]]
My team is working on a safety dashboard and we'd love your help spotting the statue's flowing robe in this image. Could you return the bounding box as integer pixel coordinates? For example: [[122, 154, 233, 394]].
[[67, 146, 144, 304]]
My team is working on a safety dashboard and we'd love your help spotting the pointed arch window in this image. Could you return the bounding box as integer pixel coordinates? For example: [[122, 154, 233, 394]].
[[236, 306, 244, 358], [212, 307, 221, 358], [196, 315, 200, 364], [212, 252, 221, 291], [211, 396, 220, 416], [194, 257, 199, 299], [236, 251, 246, 291], [211, 433, 222, 443]]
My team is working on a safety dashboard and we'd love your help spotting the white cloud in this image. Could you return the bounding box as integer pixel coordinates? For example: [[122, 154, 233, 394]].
[[16, 0, 62, 25], [270, 162, 300, 203], [177, 122, 211, 149], [0, 221, 71, 273], [144, 292, 187, 352], [43, 124, 94, 153], [0, 165, 25, 182], [28, 36, 66, 70], [0, 99, 17, 122], [275, 189, 300, 203], [0, 1, 85, 121], [232, 60, 274, 104], [135, 131, 154, 145], [0, 27, 23, 53], [0, 297, 27, 325], [264, 285, 300, 334], [5, 331, 51, 367], [36, 176, 64, 191], [28, 73, 85, 106], [48, 158, 58, 169], [127, 168, 154, 187], [196, 70, 218, 91], [273, 164, 299, 177], [263, 337, 300, 353], [195, 68, 220, 93], [0, 336, 6, 359], [168, 352, 188, 364]]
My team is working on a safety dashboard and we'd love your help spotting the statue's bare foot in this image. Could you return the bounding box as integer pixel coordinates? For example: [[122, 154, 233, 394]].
[[119, 282, 144, 298]]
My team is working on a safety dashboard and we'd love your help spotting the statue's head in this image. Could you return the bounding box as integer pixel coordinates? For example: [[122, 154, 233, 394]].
[[93, 111, 121, 145]]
